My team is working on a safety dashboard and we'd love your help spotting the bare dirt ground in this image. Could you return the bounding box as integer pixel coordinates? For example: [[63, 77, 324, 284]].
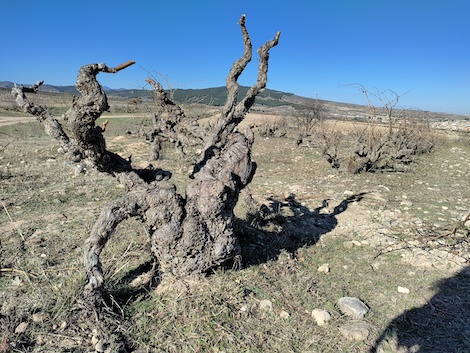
[[1, 114, 469, 352], [0, 116, 36, 126]]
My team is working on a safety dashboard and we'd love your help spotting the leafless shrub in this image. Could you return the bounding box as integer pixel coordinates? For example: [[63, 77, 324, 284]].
[[254, 117, 287, 138], [347, 114, 436, 174], [293, 99, 342, 168], [294, 97, 325, 134], [340, 85, 436, 173]]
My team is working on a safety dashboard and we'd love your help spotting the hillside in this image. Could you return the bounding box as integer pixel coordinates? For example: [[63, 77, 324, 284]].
[[1, 82, 469, 129], [0, 81, 293, 108]]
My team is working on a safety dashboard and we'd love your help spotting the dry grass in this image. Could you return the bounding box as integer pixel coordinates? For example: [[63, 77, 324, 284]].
[[0, 111, 469, 352]]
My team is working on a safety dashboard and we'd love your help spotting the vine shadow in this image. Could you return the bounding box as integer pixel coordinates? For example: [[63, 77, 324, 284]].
[[236, 192, 367, 266], [370, 266, 470, 353]]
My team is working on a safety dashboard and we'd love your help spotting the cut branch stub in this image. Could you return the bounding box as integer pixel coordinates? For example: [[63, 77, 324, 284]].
[[102, 60, 136, 73]]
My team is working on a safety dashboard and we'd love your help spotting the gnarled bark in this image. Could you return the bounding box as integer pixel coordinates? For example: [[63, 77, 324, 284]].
[[11, 81, 78, 160], [12, 61, 136, 173], [145, 78, 205, 160]]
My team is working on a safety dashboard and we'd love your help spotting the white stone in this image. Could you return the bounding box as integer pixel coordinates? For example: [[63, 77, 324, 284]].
[[337, 297, 369, 319], [317, 263, 330, 273], [259, 299, 273, 312], [311, 309, 331, 326], [397, 286, 410, 294], [32, 312, 47, 323], [400, 200, 413, 207]]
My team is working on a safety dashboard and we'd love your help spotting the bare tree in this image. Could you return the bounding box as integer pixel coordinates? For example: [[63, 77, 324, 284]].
[[294, 95, 325, 136], [344, 85, 435, 174], [12, 15, 280, 351], [292, 97, 342, 168], [345, 83, 412, 133]]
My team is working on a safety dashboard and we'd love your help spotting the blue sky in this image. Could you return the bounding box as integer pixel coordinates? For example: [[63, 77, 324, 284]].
[[1, 0, 468, 114]]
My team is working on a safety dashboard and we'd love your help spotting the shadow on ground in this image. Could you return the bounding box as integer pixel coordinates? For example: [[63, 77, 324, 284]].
[[370, 266, 470, 353], [237, 192, 367, 267]]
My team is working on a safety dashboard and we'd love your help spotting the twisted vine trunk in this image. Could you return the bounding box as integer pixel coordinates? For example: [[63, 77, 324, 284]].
[[83, 15, 280, 309], [12, 61, 136, 173]]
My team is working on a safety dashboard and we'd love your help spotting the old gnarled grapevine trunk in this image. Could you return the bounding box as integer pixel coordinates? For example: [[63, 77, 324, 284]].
[[84, 16, 280, 309]]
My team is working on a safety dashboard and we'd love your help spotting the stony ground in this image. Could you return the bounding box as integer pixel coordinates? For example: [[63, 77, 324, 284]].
[[0, 116, 469, 352]]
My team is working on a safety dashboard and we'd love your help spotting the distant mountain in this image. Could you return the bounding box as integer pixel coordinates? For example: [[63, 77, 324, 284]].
[[0, 81, 296, 108], [1, 81, 467, 121], [0, 81, 15, 89]]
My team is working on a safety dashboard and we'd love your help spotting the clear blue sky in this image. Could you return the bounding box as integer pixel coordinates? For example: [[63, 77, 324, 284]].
[[1, 0, 468, 114]]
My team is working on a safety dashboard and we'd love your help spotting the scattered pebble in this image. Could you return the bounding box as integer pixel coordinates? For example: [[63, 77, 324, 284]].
[[259, 299, 273, 312], [279, 310, 290, 319], [339, 321, 372, 341], [337, 297, 369, 319], [15, 322, 29, 334], [32, 312, 47, 323], [317, 263, 330, 273], [400, 200, 413, 207], [311, 309, 331, 326], [398, 286, 410, 294]]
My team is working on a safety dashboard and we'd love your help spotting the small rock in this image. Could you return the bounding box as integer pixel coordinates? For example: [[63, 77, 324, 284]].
[[60, 321, 68, 330], [94, 341, 105, 353], [339, 321, 372, 341], [15, 322, 29, 334], [400, 200, 413, 207], [311, 309, 331, 326], [317, 263, 330, 273], [337, 297, 369, 319], [35, 335, 46, 346], [11, 276, 23, 287], [279, 310, 290, 319], [32, 312, 47, 323], [397, 286, 410, 294], [91, 335, 99, 346], [259, 299, 273, 312], [343, 241, 355, 249], [239, 304, 249, 314]]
